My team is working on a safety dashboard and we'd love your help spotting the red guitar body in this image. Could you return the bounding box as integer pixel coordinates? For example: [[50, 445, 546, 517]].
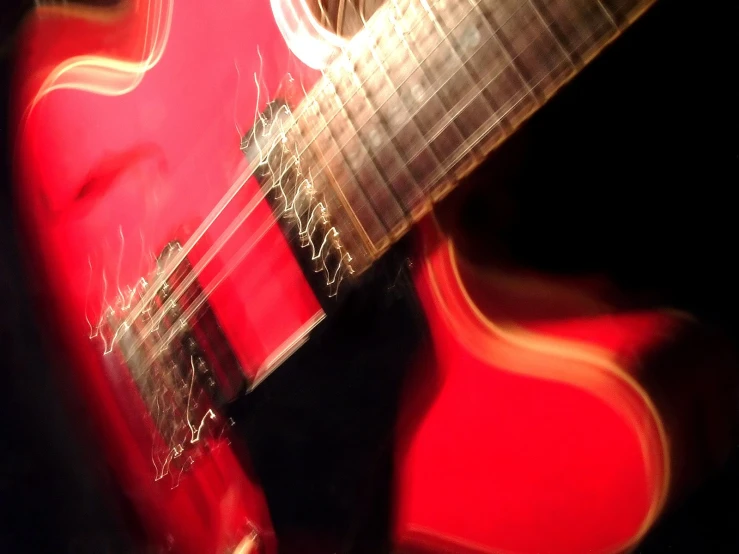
[[10, 1, 736, 553]]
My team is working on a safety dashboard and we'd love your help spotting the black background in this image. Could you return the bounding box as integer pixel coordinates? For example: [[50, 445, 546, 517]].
[[1, 1, 738, 552]]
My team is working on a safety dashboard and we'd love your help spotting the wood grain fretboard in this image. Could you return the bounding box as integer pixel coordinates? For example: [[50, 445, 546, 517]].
[[278, 0, 656, 275]]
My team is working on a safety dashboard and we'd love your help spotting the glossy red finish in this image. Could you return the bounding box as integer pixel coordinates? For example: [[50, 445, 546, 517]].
[[11, 1, 325, 552], [395, 222, 673, 553], [10, 2, 723, 554]]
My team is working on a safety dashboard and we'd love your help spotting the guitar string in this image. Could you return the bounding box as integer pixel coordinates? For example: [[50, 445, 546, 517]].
[[112, 0, 490, 351], [112, 0, 423, 336], [299, 0, 620, 211], [127, 23, 608, 376], [87, 0, 608, 479], [116, 0, 613, 365], [114, 1, 617, 365], [153, 0, 607, 333], [115, 0, 550, 349], [114, 0, 525, 358], [113, 0, 614, 341], [114, 0, 533, 347], [292, 0, 530, 217]]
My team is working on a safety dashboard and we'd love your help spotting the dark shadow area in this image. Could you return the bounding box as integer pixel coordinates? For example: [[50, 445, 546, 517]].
[[1, 0, 737, 553]]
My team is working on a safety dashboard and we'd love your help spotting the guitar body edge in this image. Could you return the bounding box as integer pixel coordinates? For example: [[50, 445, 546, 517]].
[[11, 2, 738, 554], [394, 220, 736, 553], [10, 1, 317, 553]]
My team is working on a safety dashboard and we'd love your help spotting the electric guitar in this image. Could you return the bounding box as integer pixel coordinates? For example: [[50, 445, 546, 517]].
[[10, 0, 737, 553]]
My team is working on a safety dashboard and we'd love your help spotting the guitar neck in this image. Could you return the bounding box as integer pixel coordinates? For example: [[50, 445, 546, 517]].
[[278, 0, 655, 277]]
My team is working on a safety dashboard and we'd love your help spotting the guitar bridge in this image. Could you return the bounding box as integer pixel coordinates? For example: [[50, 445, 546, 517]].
[[243, 99, 362, 305], [104, 241, 245, 476]]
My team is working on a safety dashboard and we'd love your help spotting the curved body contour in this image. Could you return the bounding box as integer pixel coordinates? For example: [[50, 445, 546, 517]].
[[12, 1, 320, 552], [11, 1, 736, 553], [398, 223, 671, 553]]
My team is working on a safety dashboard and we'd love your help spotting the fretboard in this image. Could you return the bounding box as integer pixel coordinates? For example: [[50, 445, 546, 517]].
[[277, 0, 655, 276]]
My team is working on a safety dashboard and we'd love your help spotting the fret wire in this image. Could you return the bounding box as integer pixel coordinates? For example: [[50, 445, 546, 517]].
[[421, 84, 532, 199], [386, 0, 469, 195], [303, 32, 516, 204], [451, 2, 508, 113], [296, 0, 479, 149], [365, 29, 432, 149], [418, 0, 491, 121], [372, 50, 535, 198], [372, 36, 455, 209], [562, 12, 616, 64], [599, 0, 645, 25], [268, 0, 600, 168], [388, 0, 486, 196], [305, 24, 537, 203], [413, 0, 494, 146], [306, 92, 388, 252], [528, 0, 576, 67], [289, 115, 372, 260], [595, 0, 619, 29], [402, 4, 491, 194], [318, 80, 396, 242], [332, 57, 410, 236], [542, 0, 622, 66], [462, 1, 533, 120], [285, 1, 426, 150], [416, 8, 622, 199], [380, 8, 454, 184], [476, 1, 537, 104], [504, 0, 577, 95], [286, 0, 487, 159], [413, 53, 570, 202], [343, 47, 430, 220], [297, 0, 483, 202], [528, 0, 581, 66], [303, 4, 615, 211], [303, 1, 546, 191], [365, 34, 438, 219], [259, 0, 632, 252], [424, 0, 496, 156], [536, 0, 619, 63]]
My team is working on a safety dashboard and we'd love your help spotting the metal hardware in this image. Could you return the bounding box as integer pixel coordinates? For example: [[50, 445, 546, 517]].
[[243, 99, 361, 303], [104, 241, 245, 476]]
